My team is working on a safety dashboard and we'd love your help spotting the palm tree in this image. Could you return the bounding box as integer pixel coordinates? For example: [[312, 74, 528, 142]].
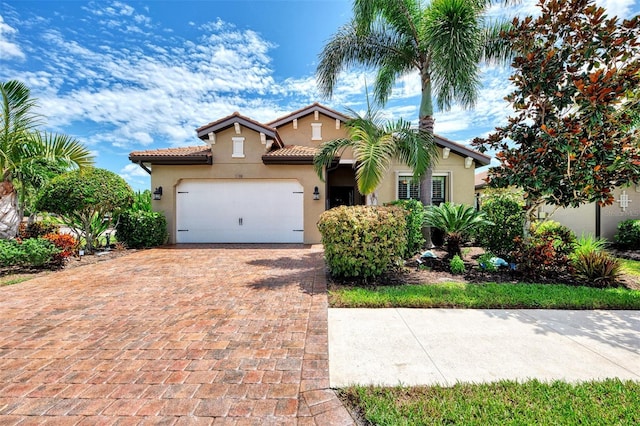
[[317, 0, 513, 243], [314, 102, 437, 205], [1, 80, 94, 239], [423, 202, 493, 258]]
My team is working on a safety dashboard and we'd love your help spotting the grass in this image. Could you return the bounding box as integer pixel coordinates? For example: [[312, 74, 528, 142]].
[[620, 258, 640, 278], [330, 281, 640, 309], [341, 379, 640, 425], [0, 275, 35, 287]]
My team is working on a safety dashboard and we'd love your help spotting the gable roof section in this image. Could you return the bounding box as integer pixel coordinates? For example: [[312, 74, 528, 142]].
[[267, 102, 349, 128], [196, 112, 283, 148], [435, 134, 491, 166], [129, 146, 212, 165]]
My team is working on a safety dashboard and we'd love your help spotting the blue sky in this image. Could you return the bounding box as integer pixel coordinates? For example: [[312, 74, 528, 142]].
[[1, 0, 638, 191]]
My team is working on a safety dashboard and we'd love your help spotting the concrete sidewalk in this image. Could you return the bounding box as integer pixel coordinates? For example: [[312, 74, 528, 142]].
[[329, 309, 640, 387]]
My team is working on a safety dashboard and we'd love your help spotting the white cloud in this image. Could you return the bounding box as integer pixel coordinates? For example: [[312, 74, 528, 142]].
[[0, 14, 25, 60], [597, 0, 635, 18]]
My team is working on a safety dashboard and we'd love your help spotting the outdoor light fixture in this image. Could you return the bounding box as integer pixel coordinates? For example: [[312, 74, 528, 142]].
[[313, 186, 320, 200], [153, 186, 163, 200]]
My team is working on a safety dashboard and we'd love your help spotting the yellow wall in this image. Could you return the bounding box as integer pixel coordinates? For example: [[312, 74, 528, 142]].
[[152, 113, 480, 244]]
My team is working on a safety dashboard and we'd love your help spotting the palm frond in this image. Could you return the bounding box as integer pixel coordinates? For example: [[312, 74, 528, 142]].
[[393, 124, 438, 179], [28, 132, 95, 169], [352, 130, 397, 195], [312, 138, 352, 181]]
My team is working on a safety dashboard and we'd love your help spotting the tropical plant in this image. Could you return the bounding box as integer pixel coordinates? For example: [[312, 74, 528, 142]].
[[570, 234, 608, 260], [1, 80, 94, 238], [387, 199, 425, 257], [316, 0, 514, 243], [473, 0, 640, 220], [313, 102, 436, 205], [571, 251, 622, 288], [423, 202, 493, 258], [36, 167, 134, 254]]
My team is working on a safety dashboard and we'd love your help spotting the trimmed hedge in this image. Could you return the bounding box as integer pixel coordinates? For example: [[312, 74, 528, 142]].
[[386, 199, 425, 258], [116, 210, 168, 249], [317, 205, 407, 279], [477, 192, 525, 259]]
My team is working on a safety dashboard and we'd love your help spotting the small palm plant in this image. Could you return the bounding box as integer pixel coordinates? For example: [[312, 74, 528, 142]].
[[423, 202, 493, 258]]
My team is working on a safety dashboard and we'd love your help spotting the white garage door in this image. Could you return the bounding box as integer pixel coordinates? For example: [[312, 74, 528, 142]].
[[175, 179, 304, 243]]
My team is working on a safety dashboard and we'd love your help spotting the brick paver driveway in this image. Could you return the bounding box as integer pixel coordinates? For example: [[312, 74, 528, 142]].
[[0, 245, 354, 425]]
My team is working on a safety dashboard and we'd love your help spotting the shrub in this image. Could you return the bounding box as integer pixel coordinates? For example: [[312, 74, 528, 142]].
[[449, 255, 466, 274], [572, 251, 622, 288], [570, 234, 607, 260], [0, 238, 60, 268], [614, 219, 640, 249], [478, 252, 497, 272], [476, 191, 525, 260], [386, 199, 425, 258], [18, 221, 59, 239], [116, 210, 168, 249], [423, 202, 493, 258], [512, 221, 576, 281], [43, 233, 78, 268], [318, 205, 407, 279]]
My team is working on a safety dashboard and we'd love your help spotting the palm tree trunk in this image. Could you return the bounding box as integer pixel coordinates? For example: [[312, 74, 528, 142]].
[[0, 180, 20, 239], [419, 72, 435, 248]]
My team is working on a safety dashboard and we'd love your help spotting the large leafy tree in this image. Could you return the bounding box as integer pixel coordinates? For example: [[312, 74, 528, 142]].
[[1, 80, 94, 238], [473, 0, 640, 221], [316, 0, 512, 244], [313, 103, 437, 205], [36, 167, 134, 254]]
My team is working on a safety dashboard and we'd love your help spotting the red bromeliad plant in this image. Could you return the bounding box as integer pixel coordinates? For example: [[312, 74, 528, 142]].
[[473, 0, 640, 221]]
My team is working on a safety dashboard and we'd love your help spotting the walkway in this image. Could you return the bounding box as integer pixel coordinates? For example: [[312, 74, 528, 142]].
[[0, 245, 354, 425]]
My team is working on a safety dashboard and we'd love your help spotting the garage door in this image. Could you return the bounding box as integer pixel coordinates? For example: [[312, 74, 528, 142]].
[[175, 179, 304, 243]]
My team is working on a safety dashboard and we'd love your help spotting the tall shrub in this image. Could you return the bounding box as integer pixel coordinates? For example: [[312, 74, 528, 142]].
[[614, 219, 640, 250], [386, 199, 425, 258], [318, 206, 407, 279], [116, 211, 167, 249], [477, 190, 525, 259]]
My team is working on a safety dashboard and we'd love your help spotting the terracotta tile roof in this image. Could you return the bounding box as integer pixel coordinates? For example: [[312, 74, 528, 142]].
[[129, 146, 212, 165], [262, 145, 320, 164], [475, 170, 490, 189], [263, 145, 319, 157]]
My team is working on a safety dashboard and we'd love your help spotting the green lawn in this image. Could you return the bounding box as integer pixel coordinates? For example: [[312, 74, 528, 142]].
[[341, 379, 640, 426], [330, 281, 640, 309]]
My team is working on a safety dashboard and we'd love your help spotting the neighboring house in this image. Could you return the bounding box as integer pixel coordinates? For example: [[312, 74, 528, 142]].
[[475, 171, 639, 240], [129, 103, 490, 244]]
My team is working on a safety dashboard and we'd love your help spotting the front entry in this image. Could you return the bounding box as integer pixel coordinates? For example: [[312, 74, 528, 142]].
[[327, 164, 363, 209]]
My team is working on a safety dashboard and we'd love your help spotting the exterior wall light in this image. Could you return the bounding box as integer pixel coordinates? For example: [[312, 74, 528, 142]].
[[153, 186, 163, 200], [313, 186, 320, 200]]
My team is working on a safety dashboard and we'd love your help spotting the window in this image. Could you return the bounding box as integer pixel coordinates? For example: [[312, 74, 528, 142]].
[[311, 123, 322, 140], [232, 137, 245, 158], [397, 174, 448, 204]]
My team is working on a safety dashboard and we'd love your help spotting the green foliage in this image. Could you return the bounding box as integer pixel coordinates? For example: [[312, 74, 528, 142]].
[[571, 251, 622, 288], [477, 191, 525, 259], [513, 221, 576, 280], [449, 255, 466, 275], [423, 202, 493, 258], [36, 167, 134, 253], [570, 234, 608, 259], [131, 190, 152, 213], [614, 219, 640, 249], [387, 199, 425, 257], [18, 221, 59, 239], [116, 210, 168, 249], [0, 238, 60, 268], [317, 205, 407, 279], [477, 252, 497, 272], [473, 0, 640, 209]]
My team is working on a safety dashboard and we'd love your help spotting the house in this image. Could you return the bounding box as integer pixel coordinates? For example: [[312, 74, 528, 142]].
[[129, 103, 491, 244], [475, 171, 639, 240]]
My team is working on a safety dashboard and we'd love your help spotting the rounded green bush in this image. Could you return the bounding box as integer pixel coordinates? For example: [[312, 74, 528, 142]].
[[317, 205, 407, 279], [614, 219, 640, 249], [477, 192, 525, 259]]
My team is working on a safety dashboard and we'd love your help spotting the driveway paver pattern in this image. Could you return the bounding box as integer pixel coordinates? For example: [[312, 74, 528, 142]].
[[0, 245, 354, 425]]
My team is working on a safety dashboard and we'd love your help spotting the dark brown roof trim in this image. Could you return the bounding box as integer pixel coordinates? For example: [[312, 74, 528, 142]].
[[196, 112, 283, 148], [267, 102, 349, 128], [128, 154, 213, 166], [261, 155, 315, 165], [434, 134, 491, 166]]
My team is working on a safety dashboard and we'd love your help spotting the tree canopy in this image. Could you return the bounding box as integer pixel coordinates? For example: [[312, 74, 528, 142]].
[[473, 0, 640, 216]]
